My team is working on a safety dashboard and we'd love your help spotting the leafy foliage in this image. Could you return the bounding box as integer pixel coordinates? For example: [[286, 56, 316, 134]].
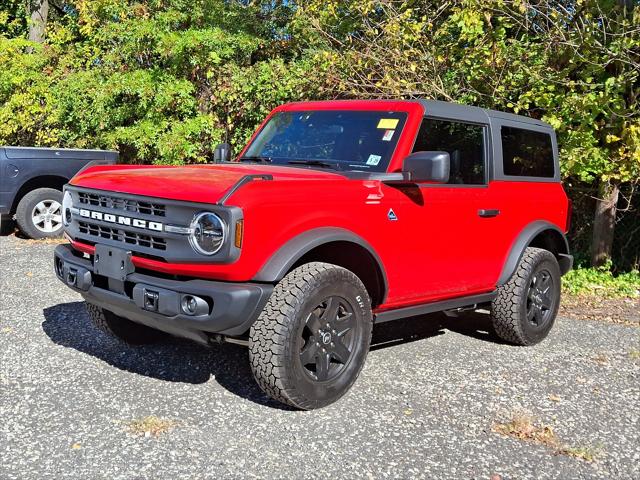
[[2, 0, 638, 175], [0, 0, 27, 38], [563, 264, 640, 298], [299, 0, 640, 185], [0, 0, 332, 163]]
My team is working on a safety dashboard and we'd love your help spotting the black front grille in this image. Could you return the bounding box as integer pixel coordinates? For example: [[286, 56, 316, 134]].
[[79, 221, 167, 251], [78, 191, 166, 217]]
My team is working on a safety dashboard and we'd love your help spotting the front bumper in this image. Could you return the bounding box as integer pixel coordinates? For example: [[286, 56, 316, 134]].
[[54, 244, 273, 343]]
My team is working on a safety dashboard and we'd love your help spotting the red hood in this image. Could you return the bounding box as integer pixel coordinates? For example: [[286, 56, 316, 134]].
[[70, 163, 343, 203]]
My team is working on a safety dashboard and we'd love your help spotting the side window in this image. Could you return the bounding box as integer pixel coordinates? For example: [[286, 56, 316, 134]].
[[501, 126, 554, 178], [412, 118, 485, 185]]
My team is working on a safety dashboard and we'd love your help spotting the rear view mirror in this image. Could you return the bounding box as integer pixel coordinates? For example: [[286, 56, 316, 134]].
[[213, 143, 232, 163], [402, 151, 450, 183]]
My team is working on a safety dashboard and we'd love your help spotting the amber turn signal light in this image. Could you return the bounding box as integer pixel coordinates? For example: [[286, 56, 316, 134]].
[[235, 220, 244, 248]]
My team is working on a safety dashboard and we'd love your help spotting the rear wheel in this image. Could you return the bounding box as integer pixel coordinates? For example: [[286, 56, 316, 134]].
[[249, 262, 373, 410], [85, 302, 166, 345], [15, 188, 64, 239], [491, 247, 561, 345]]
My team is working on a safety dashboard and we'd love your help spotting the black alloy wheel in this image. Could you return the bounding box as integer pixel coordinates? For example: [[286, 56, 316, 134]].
[[299, 296, 356, 382], [526, 269, 555, 328], [249, 262, 373, 409], [491, 247, 561, 346]]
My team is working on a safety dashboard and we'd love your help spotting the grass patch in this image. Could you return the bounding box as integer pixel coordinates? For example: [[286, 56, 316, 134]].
[[125, 416, 176, 437], [629, 350, 640, 360], [559, 445, 601, 462], [562, 265, 640, 299], [493, 412, 600, 462], [593, 353, 609, 365], [22, 237, 68, 245], [493, 413, 559, 447]]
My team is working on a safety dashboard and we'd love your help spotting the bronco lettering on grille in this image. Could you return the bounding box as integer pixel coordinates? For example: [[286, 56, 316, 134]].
[[79, 208, 163, 232]]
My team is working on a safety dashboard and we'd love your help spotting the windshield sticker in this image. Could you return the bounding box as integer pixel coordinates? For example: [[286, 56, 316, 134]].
[[366, 154, 382, 166], [382, 129, 395, 141], [377, 118, 399, 129]]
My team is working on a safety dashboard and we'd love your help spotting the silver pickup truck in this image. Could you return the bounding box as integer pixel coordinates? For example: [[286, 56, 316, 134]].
[[0, 147, 118, 239]]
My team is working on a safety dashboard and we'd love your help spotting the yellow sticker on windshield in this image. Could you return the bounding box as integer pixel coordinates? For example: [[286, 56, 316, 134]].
[[377, 118, 399, 129]]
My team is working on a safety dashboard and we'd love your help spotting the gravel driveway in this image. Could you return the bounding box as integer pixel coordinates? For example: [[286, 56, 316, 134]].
[[1, 235, 638, 480]]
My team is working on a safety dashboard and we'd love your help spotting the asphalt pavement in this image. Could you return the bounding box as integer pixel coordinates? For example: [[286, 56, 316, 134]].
[[0, 235, 638, 479]]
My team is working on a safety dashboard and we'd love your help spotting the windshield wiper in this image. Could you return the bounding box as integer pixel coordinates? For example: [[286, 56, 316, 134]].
[[239, 155, 272, 163], [287, 159, 341, 170]]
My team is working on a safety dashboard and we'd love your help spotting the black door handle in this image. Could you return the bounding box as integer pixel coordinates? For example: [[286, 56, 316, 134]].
[[478, 209, 500, 218]]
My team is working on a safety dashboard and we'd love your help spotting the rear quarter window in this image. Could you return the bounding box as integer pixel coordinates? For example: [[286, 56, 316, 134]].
[[501, 126, 555, 178]]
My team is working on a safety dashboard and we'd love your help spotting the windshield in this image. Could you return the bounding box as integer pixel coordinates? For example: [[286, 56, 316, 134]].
[[242, 110, 408, 172]]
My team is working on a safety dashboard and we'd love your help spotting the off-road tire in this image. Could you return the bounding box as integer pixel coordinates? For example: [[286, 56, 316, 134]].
[[491, 247, 561, 346], [249, 262, 373, 410], [15, 188, 63, 239], [85, 302, 166, 345]]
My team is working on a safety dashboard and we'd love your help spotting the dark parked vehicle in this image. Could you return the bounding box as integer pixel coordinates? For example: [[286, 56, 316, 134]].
[[0, 147, 118, 239]]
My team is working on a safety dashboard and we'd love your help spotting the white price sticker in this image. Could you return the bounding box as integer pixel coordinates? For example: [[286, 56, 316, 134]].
[[366, 154, 382, 166]]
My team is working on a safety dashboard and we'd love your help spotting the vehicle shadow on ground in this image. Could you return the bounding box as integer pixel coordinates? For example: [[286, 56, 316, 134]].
[[42, 302, 503, 409], [371, 309, 506, 350], [41, 301, 293, 409]]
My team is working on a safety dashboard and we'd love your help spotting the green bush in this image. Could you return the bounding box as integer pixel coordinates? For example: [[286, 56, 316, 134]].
[[563, 264, 640, 298], [0, 0, 333, 164]]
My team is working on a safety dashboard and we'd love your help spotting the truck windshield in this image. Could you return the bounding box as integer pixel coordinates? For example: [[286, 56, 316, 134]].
[[242, 110, 408, 172]]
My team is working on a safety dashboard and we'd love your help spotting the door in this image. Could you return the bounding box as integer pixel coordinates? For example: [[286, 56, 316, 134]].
[[384, 117, 506, 305]]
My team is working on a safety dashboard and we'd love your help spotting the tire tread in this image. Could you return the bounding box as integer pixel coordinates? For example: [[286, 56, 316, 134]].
[[491, 247, 559, 346], [249, 262, 371, 409]]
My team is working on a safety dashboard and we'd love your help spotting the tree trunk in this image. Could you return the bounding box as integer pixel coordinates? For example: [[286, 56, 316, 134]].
[[591, 181, 619, 267], [27, 0, 49, 44]]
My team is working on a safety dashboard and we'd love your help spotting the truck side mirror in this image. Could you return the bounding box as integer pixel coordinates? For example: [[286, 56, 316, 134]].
[[402, 151, 450, 183], [213, 143, 232, 163]]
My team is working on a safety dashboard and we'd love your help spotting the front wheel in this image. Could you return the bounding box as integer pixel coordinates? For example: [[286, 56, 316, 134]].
[[249, 262, 373, 410], [491, 247, 561, 346]]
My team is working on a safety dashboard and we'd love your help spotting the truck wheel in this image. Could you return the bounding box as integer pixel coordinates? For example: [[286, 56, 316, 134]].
[[15, 188, 64, 239], [249, 262, 373, 410], [491, 247, 561, 346], [85, 303, 165, 345]]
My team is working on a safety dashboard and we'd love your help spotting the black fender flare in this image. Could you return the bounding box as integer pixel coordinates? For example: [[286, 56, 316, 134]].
[[498, 220, 572, 286], [253, 227, 388, 301]]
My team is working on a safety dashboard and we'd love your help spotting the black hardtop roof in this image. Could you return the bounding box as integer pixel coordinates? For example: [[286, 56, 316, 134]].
[[1, 146, 119, 161], [417, 99, 552, 129], [283, 99, 553, 130]]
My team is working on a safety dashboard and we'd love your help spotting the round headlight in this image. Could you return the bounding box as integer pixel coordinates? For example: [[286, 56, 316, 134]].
[[189, 212, 226, 255], [62, 190, 73, 226]]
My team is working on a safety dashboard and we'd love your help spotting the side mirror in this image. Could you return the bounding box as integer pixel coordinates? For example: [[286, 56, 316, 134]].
[[213, 143, 232, 163], [402, 151, 450, 183]]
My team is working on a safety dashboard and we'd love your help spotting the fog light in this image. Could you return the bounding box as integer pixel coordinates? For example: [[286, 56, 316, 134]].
[[180, 295, 208, 316], [182, 296, 198, 315]]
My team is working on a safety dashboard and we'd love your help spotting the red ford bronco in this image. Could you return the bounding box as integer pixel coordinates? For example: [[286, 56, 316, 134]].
[[54, 100, 573, 409]]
